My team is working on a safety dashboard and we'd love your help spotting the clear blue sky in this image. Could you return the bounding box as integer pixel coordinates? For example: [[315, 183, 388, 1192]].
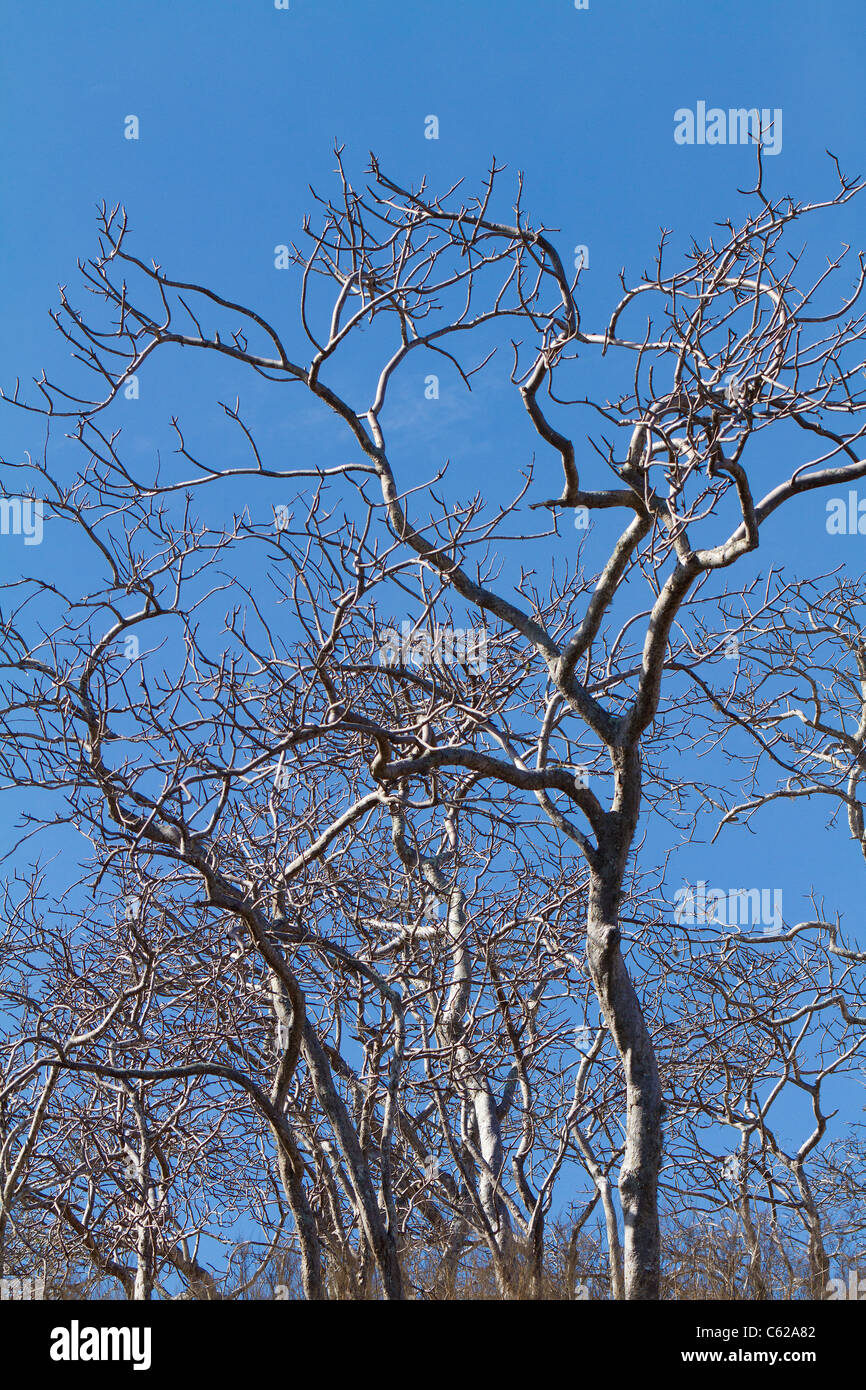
[[2, 0, 865, 1228]]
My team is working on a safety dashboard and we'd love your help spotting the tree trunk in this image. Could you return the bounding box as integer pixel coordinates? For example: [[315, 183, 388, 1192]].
[[302, 1023, 404, 1300], [586, 870, 663, 1300]]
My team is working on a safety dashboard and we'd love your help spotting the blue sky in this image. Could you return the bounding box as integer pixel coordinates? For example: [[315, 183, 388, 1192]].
[[3, 0, 864, 927], [2, 0, 866, 1261], [2, 0, 863, 372]]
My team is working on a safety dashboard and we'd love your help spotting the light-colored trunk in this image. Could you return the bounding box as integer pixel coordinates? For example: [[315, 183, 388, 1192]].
[[737, 1188, 769, 1300], [302, 1023, 404, 1300], [273, 1134, 326, 1300], [794, 1169, 829, 1300], [586, 870, 662, 1300]]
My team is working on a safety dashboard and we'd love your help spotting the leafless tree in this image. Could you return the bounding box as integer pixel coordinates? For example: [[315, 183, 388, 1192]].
[[3, 146, 866, 1298]]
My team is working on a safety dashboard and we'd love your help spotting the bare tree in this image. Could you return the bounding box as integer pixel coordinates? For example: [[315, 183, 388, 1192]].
[[3, 147, 866, 1298]]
